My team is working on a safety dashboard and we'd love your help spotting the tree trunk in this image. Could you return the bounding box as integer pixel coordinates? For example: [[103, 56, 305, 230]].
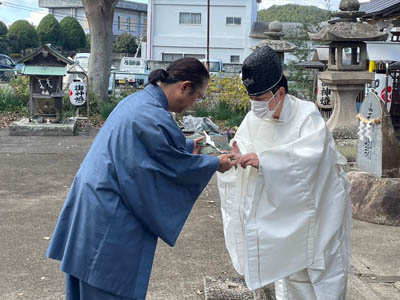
[[82, 0, 118, 103]]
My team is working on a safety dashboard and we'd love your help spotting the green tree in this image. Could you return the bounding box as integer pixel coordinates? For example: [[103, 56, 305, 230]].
[[7, 20, 39, 56], [258, 4, 330, 25], [59, 16, 86, 51], [84, 34, 91, 52], [113, 32, 137, 55], [36, 14, 63, 47], [0, 21, 7, 36], [0, 21, 8, 54], [283, 23, 320, 100]]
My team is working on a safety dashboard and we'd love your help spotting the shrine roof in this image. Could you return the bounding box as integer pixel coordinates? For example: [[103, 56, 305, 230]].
[[22, 65, 67, 76]]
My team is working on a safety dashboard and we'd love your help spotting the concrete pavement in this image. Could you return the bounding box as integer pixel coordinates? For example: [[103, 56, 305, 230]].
[[0, 128, 399, 300]]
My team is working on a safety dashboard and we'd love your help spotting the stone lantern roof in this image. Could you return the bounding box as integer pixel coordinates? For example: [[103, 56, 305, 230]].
[[309, 0, 388, 42], [252, 20, 296, 53]]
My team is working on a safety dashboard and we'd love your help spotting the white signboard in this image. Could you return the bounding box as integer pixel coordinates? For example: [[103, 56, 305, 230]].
[[365, 73, 393, 112], [357, 93, 383, 177], [69, 81, 86, 106]]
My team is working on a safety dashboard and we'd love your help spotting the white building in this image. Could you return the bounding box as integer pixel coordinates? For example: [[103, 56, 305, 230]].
[[38, 0, 147, 39], [146, 0, 262, 63]]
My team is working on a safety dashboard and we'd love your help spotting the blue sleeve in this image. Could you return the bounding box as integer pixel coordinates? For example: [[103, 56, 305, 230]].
[[112, 109, 219, 246], [185, 139, 195, 153]]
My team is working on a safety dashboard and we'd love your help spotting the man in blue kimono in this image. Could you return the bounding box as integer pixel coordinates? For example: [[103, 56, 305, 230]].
[[47, 58, 236, 300]]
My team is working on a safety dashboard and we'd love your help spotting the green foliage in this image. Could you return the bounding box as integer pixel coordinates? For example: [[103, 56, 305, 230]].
[[7, 20, 39, 55], [84, 34, 91, 52], [283, 23, 319, 100], [0, 87, 28, 113], [59, 16, 86, 51], [0, 36, 8, 54], [0, 21, 8, 54], [118, 85, 136, 99], [62, 91, 77, 118], [9, 76, 30, 102], [195, 75, 249, 128], [205, 75, 250, 112], [113, 32, 137, 54], [98, 101, 117, 120], [0, 21, 8, 36], [36, 14, 63, 47], [258, 4, 331, 25]]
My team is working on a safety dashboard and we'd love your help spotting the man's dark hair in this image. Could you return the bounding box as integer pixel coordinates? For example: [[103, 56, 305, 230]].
[[271, 75, 288, 94], [148, 57, 210, 92]]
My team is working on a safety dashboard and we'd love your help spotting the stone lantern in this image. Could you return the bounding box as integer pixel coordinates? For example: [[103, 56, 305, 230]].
[[252, 20, 296, 64], [309, 0, 388, 161]]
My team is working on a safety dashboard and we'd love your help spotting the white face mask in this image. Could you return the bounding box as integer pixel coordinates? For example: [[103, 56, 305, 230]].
[[250, 92, 281, 120]]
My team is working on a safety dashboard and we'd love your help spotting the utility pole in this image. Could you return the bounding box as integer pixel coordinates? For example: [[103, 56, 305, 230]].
[[206, 0, 210, 71]]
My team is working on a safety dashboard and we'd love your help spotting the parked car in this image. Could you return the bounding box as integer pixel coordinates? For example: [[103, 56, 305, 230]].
[[114, 57, 150, 87], [200, 59, 225, 76], [0, 54, 17, 81], [66, 53, 113, 93]]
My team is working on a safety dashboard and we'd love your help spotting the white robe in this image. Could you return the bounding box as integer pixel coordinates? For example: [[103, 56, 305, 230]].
[[217, 95, 351, 297]]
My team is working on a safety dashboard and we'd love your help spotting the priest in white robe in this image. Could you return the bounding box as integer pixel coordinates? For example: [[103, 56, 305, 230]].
[[217, 46, 352, 300]]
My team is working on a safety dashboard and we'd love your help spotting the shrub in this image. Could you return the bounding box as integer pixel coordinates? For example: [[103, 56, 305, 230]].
[[9, 76, 30, 103], [98, 101, 117, 120], [60, 17, 86, 51], [37, 14, 63, 47], [0, 87, 28, 113], [205, 74, 250, 112], [195, 74, 249, 128], [7, 20, 38, 55], [113, 32, 137, 55]]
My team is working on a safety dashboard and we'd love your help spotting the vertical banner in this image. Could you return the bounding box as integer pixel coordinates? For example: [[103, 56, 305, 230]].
[[365, 73, 393, 112]]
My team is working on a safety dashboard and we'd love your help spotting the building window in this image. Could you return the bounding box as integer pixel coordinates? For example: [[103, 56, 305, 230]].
[[230, 55, 240, 63], [129, 17, 136, 32], [179, 12, 201, 25], [118, 16, 129, 31], [226, 17, 241, 25], [162, 53, 183, 62], [143, 17, 147, 35], [184, 54, 205, 59]]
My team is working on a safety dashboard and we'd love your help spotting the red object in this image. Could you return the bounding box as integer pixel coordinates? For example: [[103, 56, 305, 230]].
[[69, 90, 73, 96], [381, 86, 392, 102]]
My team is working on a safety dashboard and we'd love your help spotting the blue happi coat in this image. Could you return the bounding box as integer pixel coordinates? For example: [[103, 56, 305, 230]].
[[47, 84, 219, 299]]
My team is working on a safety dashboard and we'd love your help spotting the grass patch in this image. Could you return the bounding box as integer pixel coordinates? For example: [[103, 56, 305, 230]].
[[0, 88, 28, 113]]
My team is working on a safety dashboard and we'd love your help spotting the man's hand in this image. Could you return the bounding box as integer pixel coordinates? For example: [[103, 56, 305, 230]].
[[193, 136, 204, 154], [217, 153, 237, 173], [238, 152, 259, 169]]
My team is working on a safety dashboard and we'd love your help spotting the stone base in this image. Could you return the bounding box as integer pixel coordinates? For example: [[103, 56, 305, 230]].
[[204, 276, 275, 300], [9, 118, 77, 136], [335, 138, 358, 162], [348, 171, 400, 226]]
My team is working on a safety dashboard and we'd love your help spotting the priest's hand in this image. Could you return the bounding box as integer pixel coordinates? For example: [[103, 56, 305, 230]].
[[193, 136, 204, 154], [217, 153, 237, 173], [238, 153, 259, 169], [230, 140, 242, 160]]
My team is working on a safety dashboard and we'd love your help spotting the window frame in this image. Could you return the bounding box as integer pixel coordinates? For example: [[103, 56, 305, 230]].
[[179, 12, 202, 25], [230, 55, 240, 63], [162, 53, 184, 62], [226, 17, 241, 26]]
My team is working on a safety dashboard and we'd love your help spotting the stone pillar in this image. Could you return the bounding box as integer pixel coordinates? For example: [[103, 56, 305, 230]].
[[319, 70, 374, 161]]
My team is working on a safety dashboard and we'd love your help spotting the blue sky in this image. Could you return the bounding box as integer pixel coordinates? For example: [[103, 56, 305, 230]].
[[0, 0, 344, 27]]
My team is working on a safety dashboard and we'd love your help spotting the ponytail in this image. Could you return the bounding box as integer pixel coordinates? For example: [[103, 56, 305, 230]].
[[147, 58, 209, 89], [148, 69, 169, 85]]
